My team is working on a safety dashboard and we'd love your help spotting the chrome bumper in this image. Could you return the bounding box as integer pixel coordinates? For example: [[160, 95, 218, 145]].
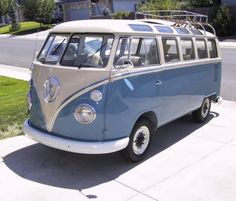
[[23, 120, 129, 154]]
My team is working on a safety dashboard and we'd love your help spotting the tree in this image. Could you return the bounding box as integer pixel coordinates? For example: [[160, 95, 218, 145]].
[[189, 0, 213, 8], [138, 0, 180, 11], [213, 5, 232, 36], [22, 0, 55, 24], [185, 0, 221, 8], [22, 0, 39, 21], [0, 0, 11, 17], [8, 2, 20, 31], [37, 0, 55, 24]]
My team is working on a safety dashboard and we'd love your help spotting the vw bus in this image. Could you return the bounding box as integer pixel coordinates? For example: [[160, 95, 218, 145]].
[[23, 11, 222, 161]]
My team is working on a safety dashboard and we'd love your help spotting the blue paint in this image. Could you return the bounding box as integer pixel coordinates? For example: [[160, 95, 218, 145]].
[[52, 85, 108, 141], [29, 62, 221, 142], [124, 78, 134, 91], [29, 82, 47, 131]]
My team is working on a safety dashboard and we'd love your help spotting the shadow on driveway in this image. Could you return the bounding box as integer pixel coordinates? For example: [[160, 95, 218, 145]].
[[3, 113, 218, 192]]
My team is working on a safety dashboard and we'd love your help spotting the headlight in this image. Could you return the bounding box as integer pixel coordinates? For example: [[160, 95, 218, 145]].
[[74, 104, 96, 124], [90, 90, 103, 102]]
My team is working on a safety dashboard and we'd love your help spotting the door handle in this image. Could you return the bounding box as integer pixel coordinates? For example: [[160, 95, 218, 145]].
[[155, 80, 162, 87]]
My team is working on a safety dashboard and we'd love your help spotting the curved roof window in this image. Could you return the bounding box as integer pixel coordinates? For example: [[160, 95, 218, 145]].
[[129, 24, 153, 32], [190, 29, 203, 35], [175, 28, 190, 35], [155, 26, 173, 33]]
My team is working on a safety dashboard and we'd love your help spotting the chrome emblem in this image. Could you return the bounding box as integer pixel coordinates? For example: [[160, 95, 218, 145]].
[[43, 76, 61, 103]]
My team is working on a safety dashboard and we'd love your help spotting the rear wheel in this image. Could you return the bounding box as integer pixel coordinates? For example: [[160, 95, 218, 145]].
[[122, 119, 153, 162], [192, 97, 211, 123]]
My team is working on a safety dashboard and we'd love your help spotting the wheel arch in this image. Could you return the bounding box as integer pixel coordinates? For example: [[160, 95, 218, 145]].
[[135, 111, 158, 132]]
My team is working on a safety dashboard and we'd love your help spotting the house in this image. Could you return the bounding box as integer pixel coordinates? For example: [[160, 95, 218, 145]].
[[0, 0, 24, 25], [55, 0, 142, 21], [222, 0, 236, 6], [112, 0, 142, 12]]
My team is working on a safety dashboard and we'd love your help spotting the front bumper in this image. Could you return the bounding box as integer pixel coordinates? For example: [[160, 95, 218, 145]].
[[23, 120, 129, 154]]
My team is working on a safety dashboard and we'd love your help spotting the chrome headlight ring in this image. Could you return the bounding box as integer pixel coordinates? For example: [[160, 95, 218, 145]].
[[74, 104, 96, 124]]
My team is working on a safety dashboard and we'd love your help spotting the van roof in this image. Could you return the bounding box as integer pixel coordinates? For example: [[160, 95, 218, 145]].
[[51, 19, 216, 38]]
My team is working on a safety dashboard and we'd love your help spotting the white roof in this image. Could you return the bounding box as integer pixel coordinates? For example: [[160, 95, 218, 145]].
[[51, 19, 216, 37], [51, 20, 150, 34], [139, 19, 175, 26]]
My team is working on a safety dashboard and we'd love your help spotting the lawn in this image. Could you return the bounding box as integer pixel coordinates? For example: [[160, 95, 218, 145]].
[[0, 21, 52, 35], [0, 76, 28, 140]]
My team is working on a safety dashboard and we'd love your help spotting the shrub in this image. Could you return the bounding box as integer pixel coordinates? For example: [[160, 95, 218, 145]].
[[101, 7, 111, 17], [213, 5, 233, 36], [112, 10, 130, 19]]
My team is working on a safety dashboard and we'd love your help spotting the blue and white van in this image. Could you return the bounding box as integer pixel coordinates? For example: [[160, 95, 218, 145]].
[[23, 14, 221, 161]]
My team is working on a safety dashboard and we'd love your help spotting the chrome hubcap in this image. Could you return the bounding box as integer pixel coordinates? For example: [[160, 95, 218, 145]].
[[201, 98, 210, 118], [133, 126, 150, 155]]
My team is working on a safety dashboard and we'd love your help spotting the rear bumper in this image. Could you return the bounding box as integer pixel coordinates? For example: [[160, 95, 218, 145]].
[[23, 120, 129, 154]]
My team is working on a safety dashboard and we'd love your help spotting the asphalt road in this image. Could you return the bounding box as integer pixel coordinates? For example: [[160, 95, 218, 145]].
[[0, 37, 235, 101], [221, 48, 236, 101], [0, 38, 44, 67]]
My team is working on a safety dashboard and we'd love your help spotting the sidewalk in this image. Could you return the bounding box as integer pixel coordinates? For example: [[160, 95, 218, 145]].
[[219, 41, 236, 49], [0, 100, 236, 201], [0, 64, 31, 81], [0, 29, 50, 40]]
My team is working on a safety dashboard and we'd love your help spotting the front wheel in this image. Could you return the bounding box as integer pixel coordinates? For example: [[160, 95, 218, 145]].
[[192, 97, 211, 123], [121, 119, 153, 162]]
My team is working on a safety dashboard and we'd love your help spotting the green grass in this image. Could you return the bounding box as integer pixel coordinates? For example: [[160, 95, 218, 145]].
[[0, 76, 28, 140], [0, 21, 52, 35]]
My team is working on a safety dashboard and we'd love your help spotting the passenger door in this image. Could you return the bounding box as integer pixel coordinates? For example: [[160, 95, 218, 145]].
[[104, 36, 162, 140]]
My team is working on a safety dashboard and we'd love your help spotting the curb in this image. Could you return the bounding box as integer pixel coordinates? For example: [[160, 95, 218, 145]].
[[0, 30, 50, 40], [0, 64, 31, 81], [220, 42, 236, 49]]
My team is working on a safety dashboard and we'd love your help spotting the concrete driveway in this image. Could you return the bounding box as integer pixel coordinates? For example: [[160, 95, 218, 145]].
[[0, 101, 236, 201]]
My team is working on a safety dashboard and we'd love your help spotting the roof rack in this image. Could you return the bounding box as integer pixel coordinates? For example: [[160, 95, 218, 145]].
[[130, 10, 216, 36]]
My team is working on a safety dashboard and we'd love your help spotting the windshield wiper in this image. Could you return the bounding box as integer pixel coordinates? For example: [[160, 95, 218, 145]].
[[38, 57, 46, 64], [78, 42, 108, 69], [51, 39, 66, 55]]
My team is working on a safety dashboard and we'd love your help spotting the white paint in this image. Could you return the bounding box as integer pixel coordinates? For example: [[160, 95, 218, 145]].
[[23, 120, 129, 154]]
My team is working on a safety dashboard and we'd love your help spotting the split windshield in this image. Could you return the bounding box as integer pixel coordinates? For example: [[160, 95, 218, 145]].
[[37, 34, 68, 64], [37, 33, 114, 68]]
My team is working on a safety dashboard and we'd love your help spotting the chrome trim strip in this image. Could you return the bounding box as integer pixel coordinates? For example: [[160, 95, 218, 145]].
[[24, 120, 129, 154]]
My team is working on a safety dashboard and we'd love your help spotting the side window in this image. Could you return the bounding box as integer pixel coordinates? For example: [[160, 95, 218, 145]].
[[162, 37, 179, 63], [180, 38, 195, 61], [196, 39, 208, 59], [115, 37, 159, 67], [104, 37, 114, 56], [115, 37, 130, 59], [138, 38, 159, 66], [208, 39, 218, 58]]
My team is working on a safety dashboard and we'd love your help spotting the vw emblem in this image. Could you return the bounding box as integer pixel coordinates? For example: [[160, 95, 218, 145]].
[[43, 76, 61, 103]]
